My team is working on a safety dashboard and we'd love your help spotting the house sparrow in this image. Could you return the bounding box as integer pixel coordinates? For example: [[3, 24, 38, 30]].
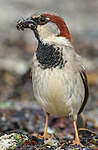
[[17, 12, 89, 146]]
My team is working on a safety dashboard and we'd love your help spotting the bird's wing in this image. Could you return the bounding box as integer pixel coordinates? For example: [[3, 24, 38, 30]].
[[78, 69, 89, 114]]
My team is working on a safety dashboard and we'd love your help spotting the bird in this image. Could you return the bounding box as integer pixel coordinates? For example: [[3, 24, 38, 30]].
[[16, 12, 89, 146]]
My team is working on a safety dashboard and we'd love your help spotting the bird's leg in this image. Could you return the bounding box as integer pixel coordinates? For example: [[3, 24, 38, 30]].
[[73, 120, 83, 147], [43, 113, 49, 140]]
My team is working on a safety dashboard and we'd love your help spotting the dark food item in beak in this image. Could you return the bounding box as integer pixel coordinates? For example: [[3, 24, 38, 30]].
[[16, 18, 36, 31]]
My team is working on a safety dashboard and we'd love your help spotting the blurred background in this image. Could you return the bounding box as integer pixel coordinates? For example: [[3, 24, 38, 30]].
[[0, 0, 98, 135]]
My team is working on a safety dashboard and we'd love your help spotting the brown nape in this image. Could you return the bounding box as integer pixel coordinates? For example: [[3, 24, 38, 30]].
[[43, 14, 72, 43]]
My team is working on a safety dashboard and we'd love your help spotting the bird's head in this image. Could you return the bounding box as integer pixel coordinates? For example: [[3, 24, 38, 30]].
[[17, 12, 72, 47]]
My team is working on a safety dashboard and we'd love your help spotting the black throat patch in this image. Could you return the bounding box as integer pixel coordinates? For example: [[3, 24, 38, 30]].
[[36, 41, 65, 69]]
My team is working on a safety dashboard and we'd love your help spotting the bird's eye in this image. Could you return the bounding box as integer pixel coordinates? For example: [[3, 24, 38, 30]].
[[38, 16, 47, 25]]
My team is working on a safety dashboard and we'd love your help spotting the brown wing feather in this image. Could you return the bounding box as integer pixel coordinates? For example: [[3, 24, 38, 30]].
[[78, 70, 89, 114]]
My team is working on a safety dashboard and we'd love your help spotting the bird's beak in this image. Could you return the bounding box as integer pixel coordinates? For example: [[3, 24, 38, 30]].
[[16, 17, 37, 31]]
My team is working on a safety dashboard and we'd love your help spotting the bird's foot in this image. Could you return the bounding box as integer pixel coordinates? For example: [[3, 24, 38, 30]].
[[71, 139, 84, 147], [37, 133, 49, 140], [43, 132, 49, 140]]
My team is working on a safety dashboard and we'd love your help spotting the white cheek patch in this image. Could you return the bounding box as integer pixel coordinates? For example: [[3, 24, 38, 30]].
[[44, 22, 60, 35], [37, 22, 60, 38], [37, 25, 50, 39], [37, 23, 72, 47]]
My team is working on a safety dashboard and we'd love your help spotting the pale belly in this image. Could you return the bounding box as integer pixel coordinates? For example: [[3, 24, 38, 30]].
[[32, 68, 84, 120]]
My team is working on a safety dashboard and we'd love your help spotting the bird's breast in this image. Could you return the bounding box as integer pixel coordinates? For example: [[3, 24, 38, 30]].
[[32, 62, 84, 118]]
